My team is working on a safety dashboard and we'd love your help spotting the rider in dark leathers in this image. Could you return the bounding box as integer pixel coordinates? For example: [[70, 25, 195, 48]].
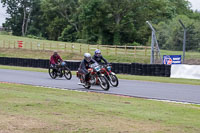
[[78, 53, 97, 84], [50, 51, 63, 74], [92, 49, 108, 65]]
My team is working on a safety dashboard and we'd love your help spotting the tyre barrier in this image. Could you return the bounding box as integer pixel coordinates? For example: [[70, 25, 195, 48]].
[[0, 57, 171, 77]]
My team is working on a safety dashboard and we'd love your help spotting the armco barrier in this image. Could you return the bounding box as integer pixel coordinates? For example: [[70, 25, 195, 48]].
[[0, 57, 171, 77]]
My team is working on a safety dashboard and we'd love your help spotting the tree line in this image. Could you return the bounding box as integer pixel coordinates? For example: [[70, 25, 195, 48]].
[[1, 0, 200, 51]]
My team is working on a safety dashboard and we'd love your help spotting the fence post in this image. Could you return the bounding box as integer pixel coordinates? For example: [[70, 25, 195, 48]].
[[36, 42, 39, 50], [57, 43, 59, 50], [31, 42, 32, 50], [8, 40, 10, 48], [80, 44, 82, 55], [71, 44, 74, 53], [97, 44, 99, 49], [3, 40, 5, 48], [134, 46, 136, 58], [145, 46, 147, 57], [24, 41, 25, 49], [106, 45, 108, 55], [125, 45, 127, 55], [115, 45, 117, 56], [14, 41, 16, 49], [43, 42, 45, 51], [50, 43, 52, 51], [88, 44, 90, 53], [65, 43, 66, 52]]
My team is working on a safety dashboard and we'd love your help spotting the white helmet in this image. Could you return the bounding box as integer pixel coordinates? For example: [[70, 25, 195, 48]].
[[84, 53, 92, 62]]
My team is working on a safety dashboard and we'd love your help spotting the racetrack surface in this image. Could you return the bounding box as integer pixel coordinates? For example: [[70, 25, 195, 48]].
[[0, 69, 200, 104]]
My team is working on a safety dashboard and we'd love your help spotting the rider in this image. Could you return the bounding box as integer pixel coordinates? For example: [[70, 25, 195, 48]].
[[78, 53, 97, 84], [50, 51, 63, 74], [92, 49, 108, 65], [50, 51, 63, 66]]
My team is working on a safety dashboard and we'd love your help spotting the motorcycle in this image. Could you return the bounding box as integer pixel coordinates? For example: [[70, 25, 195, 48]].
[[49, 61, 72, 80], [100, 64, 119, 87], [77, 63, 110, 91]]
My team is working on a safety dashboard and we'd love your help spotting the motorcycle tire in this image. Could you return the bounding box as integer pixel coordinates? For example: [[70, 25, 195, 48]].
[[109, 74, 119, 87], [49, 67, 57, 79], [63, 67, 72, 80], [83, 84, 91, 89], [99, 76, 110, 91]]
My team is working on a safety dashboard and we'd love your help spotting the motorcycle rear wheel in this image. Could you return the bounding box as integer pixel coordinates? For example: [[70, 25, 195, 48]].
[[49, 67, 57, 79], [80, 75, 91, 89], [83, 84, 91, 89], [99, 76, 110, 91]]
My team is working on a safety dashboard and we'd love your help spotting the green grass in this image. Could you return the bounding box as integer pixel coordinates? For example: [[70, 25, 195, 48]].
[[0, 83, 200, 133], [0, 65, 199, 85]]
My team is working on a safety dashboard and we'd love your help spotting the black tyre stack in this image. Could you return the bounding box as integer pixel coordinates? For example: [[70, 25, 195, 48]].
[[135, 63, 143, 75], [0, 57, 172, 77], [111, 63, 119, 74], [160, 64, 166, 77], [155, 64, 161, 76], [131, 63, 136, 75], [142, 64, 148, 76], [165, 65, 171, 77]]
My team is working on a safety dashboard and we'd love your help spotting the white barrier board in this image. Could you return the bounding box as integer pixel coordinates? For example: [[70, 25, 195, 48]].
[[171, 65, 200, 80]]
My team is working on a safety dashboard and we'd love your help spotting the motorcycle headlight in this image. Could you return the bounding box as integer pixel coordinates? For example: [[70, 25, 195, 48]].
[[95, 66, 100, 72], [107, 66, 111, 71]]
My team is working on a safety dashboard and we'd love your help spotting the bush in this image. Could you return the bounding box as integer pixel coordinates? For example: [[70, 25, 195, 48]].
[[198, 48, 200, 52], [0, 31, 10, 35], [26, 35, 46, 40], [127, 41, 141, 46], [76, 39, 88, 44], [59, 25, 77, 42]]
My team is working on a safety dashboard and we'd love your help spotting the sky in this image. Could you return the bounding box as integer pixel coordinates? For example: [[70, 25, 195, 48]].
[[0, 0, 200, 26]]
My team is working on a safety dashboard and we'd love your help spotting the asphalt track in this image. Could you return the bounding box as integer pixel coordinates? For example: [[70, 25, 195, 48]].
[[0, 69, 200, 104]]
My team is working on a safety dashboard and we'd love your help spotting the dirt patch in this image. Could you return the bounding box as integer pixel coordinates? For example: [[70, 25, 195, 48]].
[[185, 59, 200, 65], [0, 110, 184, 133], [0, 113, 50, 133]]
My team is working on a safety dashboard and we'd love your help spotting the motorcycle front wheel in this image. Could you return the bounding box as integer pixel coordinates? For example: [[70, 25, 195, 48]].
[[63, 67, 72, 80], [99, 76, 110, 91], [109, 74, 119, 87]]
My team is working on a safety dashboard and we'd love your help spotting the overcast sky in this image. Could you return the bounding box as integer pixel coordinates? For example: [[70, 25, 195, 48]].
[[0, 0, 200, 26]]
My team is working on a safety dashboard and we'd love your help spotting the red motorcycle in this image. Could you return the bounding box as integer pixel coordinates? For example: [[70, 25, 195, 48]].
[[77, 63, 110, 90], [100, 64, 119, 87]]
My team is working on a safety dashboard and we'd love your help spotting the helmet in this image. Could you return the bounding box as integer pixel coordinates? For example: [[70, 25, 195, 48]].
[[53, 51, 58, 57], [94, 49, 101, 57], [84, 53, 92, 62]]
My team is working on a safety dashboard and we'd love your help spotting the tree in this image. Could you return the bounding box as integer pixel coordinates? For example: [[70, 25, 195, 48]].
[[41, 0, 80, 40], [155, 15, 200, 51], [106, 0, 134, 45], [1, 0, 35, 36]]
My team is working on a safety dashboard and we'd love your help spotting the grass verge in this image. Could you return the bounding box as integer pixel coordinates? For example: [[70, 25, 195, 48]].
[[0, 65, 200, 85], [0, 83, 200, 133]]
